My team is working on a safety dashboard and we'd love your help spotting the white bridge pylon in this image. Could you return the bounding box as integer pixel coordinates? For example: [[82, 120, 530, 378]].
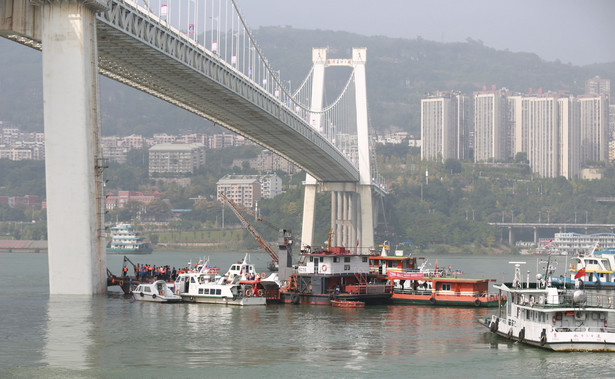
[[301, 47, 376, 253]]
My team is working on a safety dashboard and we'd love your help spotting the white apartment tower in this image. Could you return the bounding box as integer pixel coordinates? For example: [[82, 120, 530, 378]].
[[473, 89, 508, 162], [421, 92, 468, 161], [523, 94, 560, 177], [579, 94, 609, 164], [558, 96, 581, 179], [585, 76, 611, 97]]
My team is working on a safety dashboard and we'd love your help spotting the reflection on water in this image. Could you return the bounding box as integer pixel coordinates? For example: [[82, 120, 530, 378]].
[[4, 252, 615, 377], [44, 296, 99, 370]]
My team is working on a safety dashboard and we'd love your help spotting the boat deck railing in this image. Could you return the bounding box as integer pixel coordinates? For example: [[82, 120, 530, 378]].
[[512, 291, 615, 309]]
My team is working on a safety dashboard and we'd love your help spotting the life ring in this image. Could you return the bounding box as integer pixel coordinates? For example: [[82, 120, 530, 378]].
[[474, 299, 481, 307], [518, 328, 525, 343], [261, 272, 267, 279], [112, 278, 116, 284], [507, 328, 513, 340], [322, 264, 327, 272], [189, 296, 194, 301], [257, 289, 264, 297], [429, 297, 436, 305], [119, 280, 124, 287], [552, 315, 556, 325], [245, 289, 253, 297]]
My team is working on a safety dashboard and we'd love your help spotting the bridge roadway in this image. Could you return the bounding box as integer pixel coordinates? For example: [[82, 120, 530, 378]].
[[2, 0, 359, 183]]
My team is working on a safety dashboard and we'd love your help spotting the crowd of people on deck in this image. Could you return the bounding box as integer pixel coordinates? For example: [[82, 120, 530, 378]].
[[127, 264, 177, 282]]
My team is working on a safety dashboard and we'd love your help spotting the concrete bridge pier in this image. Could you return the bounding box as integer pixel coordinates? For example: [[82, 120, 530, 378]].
[[508, 227, 514, 246], [39, 0, 108, 294]]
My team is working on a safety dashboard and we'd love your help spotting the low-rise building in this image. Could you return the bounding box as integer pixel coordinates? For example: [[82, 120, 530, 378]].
[[148, 143, 206, 176]]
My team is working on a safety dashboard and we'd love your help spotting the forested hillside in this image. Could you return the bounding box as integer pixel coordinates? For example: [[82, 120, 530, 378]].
[[2, 27, 614, 136]]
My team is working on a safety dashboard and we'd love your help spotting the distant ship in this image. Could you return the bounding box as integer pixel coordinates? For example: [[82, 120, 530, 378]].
[[106, 223, 153, 254]]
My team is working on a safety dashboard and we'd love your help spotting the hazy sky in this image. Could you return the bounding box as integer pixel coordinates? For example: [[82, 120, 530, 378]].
[[236, 0, 615, 66]]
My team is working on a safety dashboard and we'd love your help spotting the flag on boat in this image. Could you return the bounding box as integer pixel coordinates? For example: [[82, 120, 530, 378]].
[[574, 267, 586, 279], [544, 239, 553, 247]]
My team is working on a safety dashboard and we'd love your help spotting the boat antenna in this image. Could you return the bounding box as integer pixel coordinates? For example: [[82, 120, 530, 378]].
[[326, 228, 333, 249], [509, 261, 526, 289]]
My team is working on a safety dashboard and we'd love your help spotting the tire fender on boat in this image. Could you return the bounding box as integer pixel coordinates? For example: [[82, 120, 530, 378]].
[[474, 299, 481, 307], [245, 289, 253, 297], [257, 289, 264, 297], [152, 294, 157, 299], [540, 329, 547, 346], [429, 297, 436, 305], [140, 292, 144, 297], [507, 328, 513, 340], [518, 328, 525, 343], [490, 318, 498, 333]]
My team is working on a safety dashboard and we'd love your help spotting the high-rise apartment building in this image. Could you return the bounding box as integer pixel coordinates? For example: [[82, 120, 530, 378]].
[[523, 94, 560, 178], [473, 89, 508, 162], [420, 91, 468, 161], [585, 76, 611, 97], [578, 94, 609, 163], [558, 96, 581, 179]]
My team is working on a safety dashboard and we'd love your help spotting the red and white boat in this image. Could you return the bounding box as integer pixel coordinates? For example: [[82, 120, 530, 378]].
[[370, 244, 504, 307]]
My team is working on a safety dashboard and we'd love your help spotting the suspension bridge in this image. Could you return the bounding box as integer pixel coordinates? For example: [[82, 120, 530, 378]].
[[0, 0, 386, 295]]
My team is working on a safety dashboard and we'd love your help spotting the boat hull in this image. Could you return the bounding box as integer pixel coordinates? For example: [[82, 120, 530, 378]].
[[479, 317, 615, 352], [181, 294, 266, 306], [279, 291, 390, 305], [392, 293, 502, 307], [132, 292, 182, 303]]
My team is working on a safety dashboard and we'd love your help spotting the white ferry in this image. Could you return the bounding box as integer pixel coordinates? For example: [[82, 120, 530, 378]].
[[106, 223, 153, 254], [174, 254, 275, 306], [479, 259, 615, 351]]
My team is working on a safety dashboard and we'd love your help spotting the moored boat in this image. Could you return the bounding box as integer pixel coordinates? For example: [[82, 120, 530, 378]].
[[175, 254, 275, 306], [106, 223, 153, 254], [550, 243, 615, 289], [370, 244, 502, 307], [479, 259, 615, 351], [131, 280, 182, 303], [279, 244, 393, 305]]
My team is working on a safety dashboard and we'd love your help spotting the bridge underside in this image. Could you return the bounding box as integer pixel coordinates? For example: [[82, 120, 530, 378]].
[[94, 9, 357, 183]]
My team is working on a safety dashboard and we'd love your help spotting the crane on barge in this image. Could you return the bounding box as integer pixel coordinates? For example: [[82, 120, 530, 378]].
[[218, 192, 278, 268]]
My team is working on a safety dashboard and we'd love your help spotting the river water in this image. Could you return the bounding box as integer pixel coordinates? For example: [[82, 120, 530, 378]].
[[1, 251, 613, 378]]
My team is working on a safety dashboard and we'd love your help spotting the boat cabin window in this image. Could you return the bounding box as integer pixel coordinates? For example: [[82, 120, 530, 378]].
[[441, 283, 451, 291], [309, 257, 314, 262], [216, 289, 221, 295], [320, 257, 324, 263], [344, 265, 350, 271], [204, 289, 210, 294], [199, 289, 204, 294], [387, 261, 394, 268], [362, 257, 368, 262], [191, 277, 196, 283], [344, 257, 351, 263], [144, 287, 151, 293], [333, 257, 340, 263]]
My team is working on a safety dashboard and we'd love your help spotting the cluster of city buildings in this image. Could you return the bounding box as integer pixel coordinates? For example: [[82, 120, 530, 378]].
[[421, 76, 615, 178]]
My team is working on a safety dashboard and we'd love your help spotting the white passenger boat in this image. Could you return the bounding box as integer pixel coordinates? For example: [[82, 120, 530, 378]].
[[131, 280, 182, 303], [479, 259, 615, 351], [550, 243, 615, 289], [174, 254, 271, 306]]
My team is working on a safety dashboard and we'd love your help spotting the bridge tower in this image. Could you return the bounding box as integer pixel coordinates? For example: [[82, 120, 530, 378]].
[[0, 0, 108, 294], [301, 48, 375, 253]]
